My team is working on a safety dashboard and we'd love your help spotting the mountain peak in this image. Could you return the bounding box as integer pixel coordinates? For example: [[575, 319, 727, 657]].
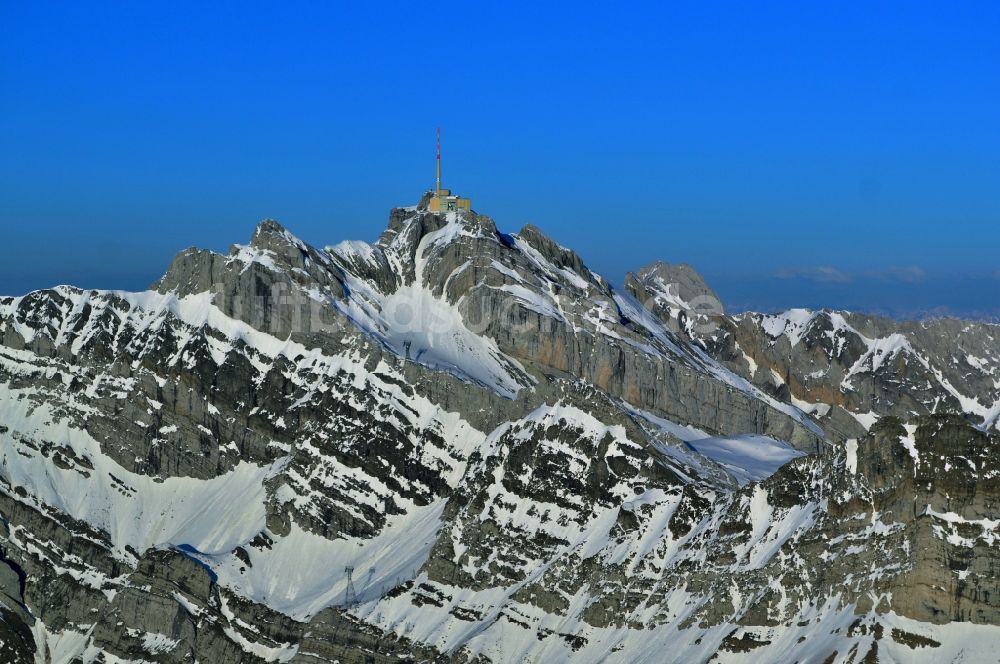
[[626, 260, 723, 316], [377, 202, 497, 250], [252, 217, 287, 237], [249, 218, 309, 255]]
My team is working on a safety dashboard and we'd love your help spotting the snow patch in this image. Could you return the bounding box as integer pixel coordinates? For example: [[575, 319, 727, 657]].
[[685, 435, 806, 487], [202, 501, 449, 620], [845, 439, 858, 475]]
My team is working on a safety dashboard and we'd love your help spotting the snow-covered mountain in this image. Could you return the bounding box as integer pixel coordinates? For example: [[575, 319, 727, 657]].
[[1, 195, 999, 663]]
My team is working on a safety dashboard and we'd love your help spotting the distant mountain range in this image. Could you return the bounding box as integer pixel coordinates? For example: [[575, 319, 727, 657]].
[[707, 271, 1000, 324]]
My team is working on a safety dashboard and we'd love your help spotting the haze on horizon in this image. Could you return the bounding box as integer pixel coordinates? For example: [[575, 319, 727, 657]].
[[1, 2, 998, 319]]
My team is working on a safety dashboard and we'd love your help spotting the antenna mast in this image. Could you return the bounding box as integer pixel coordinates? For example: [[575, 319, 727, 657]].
[[436, 127, 442, 194]]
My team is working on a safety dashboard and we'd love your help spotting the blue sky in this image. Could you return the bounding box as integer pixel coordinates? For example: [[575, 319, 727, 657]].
[[2, 2, 998, 317]]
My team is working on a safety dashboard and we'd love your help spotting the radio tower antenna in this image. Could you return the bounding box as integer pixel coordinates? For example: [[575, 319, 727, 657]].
[[435, 127, 442, 195], [344, 566, 357, 607]]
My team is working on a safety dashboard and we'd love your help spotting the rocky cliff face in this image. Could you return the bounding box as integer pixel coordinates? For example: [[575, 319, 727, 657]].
[[1, 197, 998, 662], [685, 307, 1000, 441]]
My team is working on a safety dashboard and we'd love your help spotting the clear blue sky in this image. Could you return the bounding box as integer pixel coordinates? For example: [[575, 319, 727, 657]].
[[2, 2, 998, 317]]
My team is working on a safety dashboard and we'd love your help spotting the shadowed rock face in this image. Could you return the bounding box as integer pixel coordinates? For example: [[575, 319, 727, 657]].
[[0, 544, 33, 664], [1, 200, 999, 662]]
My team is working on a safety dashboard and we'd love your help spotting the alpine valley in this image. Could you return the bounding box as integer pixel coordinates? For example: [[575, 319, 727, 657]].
[[2, 194, 999, 663]]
